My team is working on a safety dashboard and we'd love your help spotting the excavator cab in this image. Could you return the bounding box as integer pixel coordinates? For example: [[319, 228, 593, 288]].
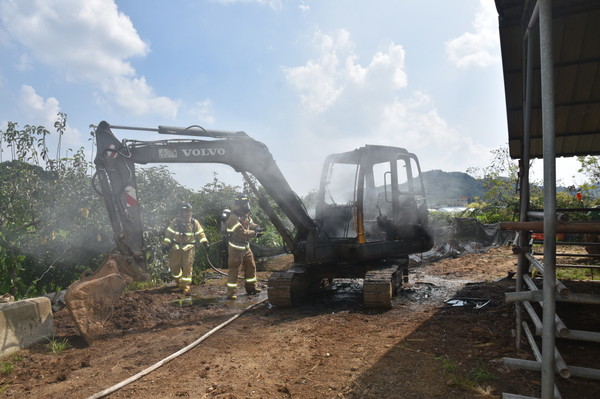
[[268, 145, 433, 308], [314, 145, 431, 256]]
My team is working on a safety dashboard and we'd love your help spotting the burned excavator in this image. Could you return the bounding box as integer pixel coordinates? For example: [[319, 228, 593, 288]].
[[65, 121, 433, 343]]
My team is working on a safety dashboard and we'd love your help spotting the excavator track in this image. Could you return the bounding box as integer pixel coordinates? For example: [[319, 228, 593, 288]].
[[363, 264, 404, 309], [267, 265, 319, 307]]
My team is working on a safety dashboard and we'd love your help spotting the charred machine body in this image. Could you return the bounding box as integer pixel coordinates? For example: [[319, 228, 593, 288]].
[[65, 121, 433, 342]]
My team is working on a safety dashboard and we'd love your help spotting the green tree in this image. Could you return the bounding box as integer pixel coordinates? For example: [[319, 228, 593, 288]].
[[577, 155, 600, 185], [0, 117, 112, 297], [464, 146, 522, 223]]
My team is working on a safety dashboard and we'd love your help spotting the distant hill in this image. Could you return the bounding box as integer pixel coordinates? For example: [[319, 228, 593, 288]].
[[422, 170, 484, 208], [421, 170, 584, 208]]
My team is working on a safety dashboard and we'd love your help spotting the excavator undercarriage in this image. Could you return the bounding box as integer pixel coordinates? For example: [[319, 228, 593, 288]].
[[268, 259, 408, 308]]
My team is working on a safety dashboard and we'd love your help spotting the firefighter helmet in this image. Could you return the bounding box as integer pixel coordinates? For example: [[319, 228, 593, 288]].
[[232, 193, 250, 214], [179, 202, 193, 211], [221, 208, 231, 222]]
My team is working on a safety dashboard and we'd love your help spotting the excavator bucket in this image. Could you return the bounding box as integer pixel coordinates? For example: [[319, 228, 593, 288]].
[[65, 253, 146, 344]]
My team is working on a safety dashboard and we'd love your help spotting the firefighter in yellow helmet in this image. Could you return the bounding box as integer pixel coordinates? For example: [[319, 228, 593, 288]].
[[163, 202, 208, 294], [225, 194, 263, 300]]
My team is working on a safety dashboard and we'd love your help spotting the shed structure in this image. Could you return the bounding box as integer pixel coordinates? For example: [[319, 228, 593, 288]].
[[494, 0, 600, 398]]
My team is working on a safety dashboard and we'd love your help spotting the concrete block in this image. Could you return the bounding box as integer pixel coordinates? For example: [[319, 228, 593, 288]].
[[0, 297, 55, 358]]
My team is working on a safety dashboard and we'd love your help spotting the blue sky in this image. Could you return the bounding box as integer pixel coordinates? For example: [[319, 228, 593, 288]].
[[0, 0, 584, 196]]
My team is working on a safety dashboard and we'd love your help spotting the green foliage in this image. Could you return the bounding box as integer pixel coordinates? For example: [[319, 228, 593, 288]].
[[125, 279, 163, 292], [464, 147, 522, 223], [459, 147, 600, 226], [0, 354, 21, 376], [0, 354, 21, 394], [577, 155, 600, 184], [0, 362, 14, 375], [0, 117, 111, 298], [0, 231, 28, 296], [556, 267, 599, 281], [436, 355, 496, 393], [45, 337, 70, 355], [427, 210, 456, 225]]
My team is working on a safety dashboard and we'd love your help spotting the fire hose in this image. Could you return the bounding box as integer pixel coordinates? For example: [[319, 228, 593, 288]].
[[205, 242, 228, 276], [85, 298, 267, 399]]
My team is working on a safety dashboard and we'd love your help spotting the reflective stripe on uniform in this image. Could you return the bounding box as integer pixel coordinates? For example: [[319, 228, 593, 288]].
[[172, 271, 182, 279], [227, 222, 243, 233], [163, 237, 172, 243], [199, 237, 208, 244], [228, 241, 247, 250], [167, 227, 195, 237], [245, 277, 257, 283], [227, 283, 237, 288], [170, 243, 195, 251], [180, 277, 192, 282]]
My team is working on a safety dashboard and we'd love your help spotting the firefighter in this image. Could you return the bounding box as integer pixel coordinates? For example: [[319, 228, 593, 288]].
[[225, 193, 263, 300], [163, 202, 209, 294]]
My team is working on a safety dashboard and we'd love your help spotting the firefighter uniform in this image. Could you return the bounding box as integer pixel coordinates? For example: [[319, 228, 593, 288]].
[[225, 202, 261, 299], [163, 204, 208, 294]]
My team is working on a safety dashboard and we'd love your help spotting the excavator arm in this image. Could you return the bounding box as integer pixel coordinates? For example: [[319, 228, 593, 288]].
[[94, 121, 317, 260]]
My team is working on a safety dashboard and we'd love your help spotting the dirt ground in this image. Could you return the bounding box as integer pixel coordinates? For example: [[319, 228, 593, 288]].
[[2, 245, 600, 399]]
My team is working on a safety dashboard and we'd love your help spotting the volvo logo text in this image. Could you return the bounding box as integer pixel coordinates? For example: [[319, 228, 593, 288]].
[[181, 148, 226, 157]]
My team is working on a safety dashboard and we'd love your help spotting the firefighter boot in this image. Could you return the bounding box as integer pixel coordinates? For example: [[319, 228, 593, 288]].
[[182, 285, 191, 295], [246, 284, 262, 295], [227, 287, 237, 300], [171, 278, 181, 291]]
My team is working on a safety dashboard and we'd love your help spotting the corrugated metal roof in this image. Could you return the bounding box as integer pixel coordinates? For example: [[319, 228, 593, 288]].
[[495, 0, 600, 159]]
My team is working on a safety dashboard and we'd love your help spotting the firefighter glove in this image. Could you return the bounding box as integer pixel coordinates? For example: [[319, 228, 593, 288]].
[[202, 241, 209, 249]]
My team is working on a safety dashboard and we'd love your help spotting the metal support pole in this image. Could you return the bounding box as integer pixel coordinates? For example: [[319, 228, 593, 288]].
[[517, 1, 536, 350], [539, 0, 557, 397], [524, 254, 570, 297]]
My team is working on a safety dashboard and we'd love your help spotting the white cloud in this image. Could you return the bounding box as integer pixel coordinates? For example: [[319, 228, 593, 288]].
[[279, 28, 495, 193], [189, 99, 216, 125], [18, 84, 82, 147], [107, 75, 179, 117], [19, 85, 61, 124], [380, 92, 492, 171], [0, 0, 178, 118], [283, 29, 407, 115], [445, 0, 500, 68], [299, 4, 310, 13], [215, 0, 283, 11]]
